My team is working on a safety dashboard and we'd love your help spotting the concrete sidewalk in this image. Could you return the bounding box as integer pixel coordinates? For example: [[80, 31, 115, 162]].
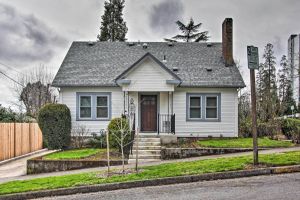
[[0, 146, 299, 184], [0, 150, 56, 181]]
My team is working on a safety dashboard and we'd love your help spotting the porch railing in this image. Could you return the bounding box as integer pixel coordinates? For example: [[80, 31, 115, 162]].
[[157, 113, 175, 135]]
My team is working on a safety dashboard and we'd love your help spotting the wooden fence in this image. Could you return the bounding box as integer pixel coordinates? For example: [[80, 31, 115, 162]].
[[0, 123, 43, 161]]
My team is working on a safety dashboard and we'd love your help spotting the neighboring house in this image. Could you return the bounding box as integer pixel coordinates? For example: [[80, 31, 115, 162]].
[[52, 18, 245, 138]]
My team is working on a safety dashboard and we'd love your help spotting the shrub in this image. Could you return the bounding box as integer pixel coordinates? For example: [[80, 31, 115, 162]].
[[37, 104, 71, 149], [107, 117, 131, 152], [282, 118, 300, 143], [87, 132, 107, 148], [71, 124, 90, 148]]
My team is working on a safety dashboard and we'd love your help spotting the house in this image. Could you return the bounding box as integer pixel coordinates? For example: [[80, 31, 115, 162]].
[[52, 18, 245, 138]]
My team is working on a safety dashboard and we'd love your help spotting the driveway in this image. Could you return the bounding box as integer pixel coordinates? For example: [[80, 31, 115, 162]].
[[0, 150, 55, 181], [38, 172, 300, 200]]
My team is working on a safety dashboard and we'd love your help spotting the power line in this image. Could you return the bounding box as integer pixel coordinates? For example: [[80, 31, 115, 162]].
[[0, 61, 26, 76], [0, 70, 24, 87]]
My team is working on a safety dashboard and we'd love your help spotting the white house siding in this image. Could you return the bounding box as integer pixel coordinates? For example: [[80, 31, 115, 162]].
[[59, 87, 124, 133], [122, 57, 175, 92], [173, 87, 239, 137]]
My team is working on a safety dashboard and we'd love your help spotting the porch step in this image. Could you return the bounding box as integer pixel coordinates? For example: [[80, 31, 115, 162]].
[[129, 136, 162, 163], [132, 146, 161, 150]]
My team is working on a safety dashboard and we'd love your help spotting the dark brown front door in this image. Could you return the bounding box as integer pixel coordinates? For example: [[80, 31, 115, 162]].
[[141, 95, 157, 132]]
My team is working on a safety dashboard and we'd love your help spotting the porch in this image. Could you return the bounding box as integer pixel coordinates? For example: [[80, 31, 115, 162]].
[[123, 91, 175, 135]]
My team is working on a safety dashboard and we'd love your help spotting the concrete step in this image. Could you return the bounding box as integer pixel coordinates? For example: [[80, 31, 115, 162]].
[[132, 146, 161, 150], [130, 150, 161, 156], [136, 138, 161, 142], [128, 158, 161, 164], [129, 154, 161, 159], [134, 141, 161, 146]]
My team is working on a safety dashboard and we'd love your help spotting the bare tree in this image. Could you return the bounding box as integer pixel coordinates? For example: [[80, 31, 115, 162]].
[[14, 65, 58, 118]]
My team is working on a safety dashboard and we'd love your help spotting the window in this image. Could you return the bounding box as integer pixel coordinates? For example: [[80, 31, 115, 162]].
[[96, 96, 109, 119], [79, 96, 92, 118], [186, 93, 221, 121], [206, 96, 218, 119], [189, 96, 201, 119], [77, 93, 111, 121]]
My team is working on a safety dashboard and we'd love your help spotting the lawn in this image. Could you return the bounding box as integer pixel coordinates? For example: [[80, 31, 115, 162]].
[[43, 148, 121, 160], [196, 137, 294, 148], [0, 151, 299, 195]]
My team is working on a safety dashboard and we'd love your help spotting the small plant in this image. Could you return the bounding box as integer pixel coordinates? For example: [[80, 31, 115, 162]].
[[37, 104, 71, 150], [87, 132, 107, 148], [71, 124, 90, 148]]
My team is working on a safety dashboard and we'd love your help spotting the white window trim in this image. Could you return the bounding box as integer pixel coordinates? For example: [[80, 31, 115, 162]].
[[96, 95, 110, 120], [188, 95, 202, 120], [205, 95, 218, 120], [79, 95, 92, 120]]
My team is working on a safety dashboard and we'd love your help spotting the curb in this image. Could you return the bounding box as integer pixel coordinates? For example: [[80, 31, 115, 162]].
[[1, 165, 300, 200], [0, 149, 49, 166]]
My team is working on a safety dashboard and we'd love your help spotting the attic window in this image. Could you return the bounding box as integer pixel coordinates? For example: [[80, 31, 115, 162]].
[[172, 67, 178, 72], [206, 68, 212, 72]]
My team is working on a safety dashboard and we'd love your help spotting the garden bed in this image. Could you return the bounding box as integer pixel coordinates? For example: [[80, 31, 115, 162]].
[[27, 148, 126, 174]]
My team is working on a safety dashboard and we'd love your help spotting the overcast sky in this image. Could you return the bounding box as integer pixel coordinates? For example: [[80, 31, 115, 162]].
[[0, 0, 300, 108]]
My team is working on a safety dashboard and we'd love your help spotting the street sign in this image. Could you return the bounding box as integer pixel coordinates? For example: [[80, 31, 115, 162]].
[[247, 46, 259, 69]]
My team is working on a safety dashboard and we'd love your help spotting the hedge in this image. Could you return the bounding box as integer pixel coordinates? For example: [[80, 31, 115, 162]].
[[282, 118, 300, 143], [37, 104, 71, 149]]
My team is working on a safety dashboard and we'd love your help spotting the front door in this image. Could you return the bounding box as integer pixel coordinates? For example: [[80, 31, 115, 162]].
[[141, 95, 157, 132]]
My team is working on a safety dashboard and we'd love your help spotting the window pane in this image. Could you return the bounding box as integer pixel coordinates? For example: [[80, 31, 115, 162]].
[[190, 97, 201, 107], [206, 97, 217, 107], [206, 108, 217, 118], [97, 107, 108, 118], [97, 96, 108, 106], [190, 108, 201, 118], [80, 107, 91, 118], [80, 96, 91, 107]]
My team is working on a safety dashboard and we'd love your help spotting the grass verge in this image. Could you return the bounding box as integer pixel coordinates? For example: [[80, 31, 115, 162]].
[[196, 137, 294, 148], [0, 151, 300, 195]]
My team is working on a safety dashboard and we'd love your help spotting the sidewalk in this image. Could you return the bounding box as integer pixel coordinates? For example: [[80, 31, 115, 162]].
[[0, 150, 56, 181], [0, 146, 299, 184]]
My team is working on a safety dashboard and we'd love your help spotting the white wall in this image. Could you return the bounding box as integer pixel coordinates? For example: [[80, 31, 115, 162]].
[[59, 87, 239, 137], [173, 87, 239, 137], [60, 87, 124, 133], [122, 57, 175, 92]]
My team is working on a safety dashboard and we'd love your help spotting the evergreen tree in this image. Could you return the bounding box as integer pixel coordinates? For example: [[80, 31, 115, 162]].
[[97, 0, 128, 42], [259, 43, 279, 121], [165, 18, 209, 42], [278, 55, 296, 115]]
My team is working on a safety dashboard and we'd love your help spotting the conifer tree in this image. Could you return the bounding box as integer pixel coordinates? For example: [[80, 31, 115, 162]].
[[97, 0, 128, 41], [259, 43, 279, 121]]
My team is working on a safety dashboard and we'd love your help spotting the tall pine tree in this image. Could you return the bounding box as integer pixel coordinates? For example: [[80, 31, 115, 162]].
[[97, 0, 128, 41], [278, 55, 296, 115], [259, 43, 279, 121]]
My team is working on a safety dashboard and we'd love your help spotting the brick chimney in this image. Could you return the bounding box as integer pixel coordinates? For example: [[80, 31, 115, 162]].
[[222, 18, 234, 66]]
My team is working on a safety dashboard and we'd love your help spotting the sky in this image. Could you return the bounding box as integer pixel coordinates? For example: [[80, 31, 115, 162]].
[[0, 0, 300, 108]]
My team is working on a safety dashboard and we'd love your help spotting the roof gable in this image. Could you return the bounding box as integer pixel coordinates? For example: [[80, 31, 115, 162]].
[[115, 52, 181, 82]]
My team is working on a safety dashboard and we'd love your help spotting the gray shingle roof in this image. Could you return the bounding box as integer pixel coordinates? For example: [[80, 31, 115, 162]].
[[52, 41, 245, 88]]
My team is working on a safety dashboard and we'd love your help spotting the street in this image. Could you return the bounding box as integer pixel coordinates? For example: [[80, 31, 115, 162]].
[[39, 172, 300, 200]]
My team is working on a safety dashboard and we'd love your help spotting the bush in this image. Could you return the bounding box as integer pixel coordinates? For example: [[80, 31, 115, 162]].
[[282, 118, 300, 143], [71, 124, 90, 148], [87, 132, 107, 148], [37, 104, 71, 149], [107, 117, 131, 152]]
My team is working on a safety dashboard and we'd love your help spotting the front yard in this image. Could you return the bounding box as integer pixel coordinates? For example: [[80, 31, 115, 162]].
[[43, 148, 122, 160], [1, 151, 300, 195], [172, 137, 295, 148], [196, 137, 294, 148]]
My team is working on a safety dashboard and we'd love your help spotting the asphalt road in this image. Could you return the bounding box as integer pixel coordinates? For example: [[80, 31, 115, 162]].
[[38, 172, 300, 200]]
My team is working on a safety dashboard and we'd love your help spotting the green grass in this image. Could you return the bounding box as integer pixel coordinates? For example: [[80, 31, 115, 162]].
[[0, 151, 300, 195], [197, 137, 294, 148], [43, 148, 104, 160]]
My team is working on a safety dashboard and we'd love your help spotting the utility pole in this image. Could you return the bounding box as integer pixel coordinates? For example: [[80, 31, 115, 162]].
[[247, 46, 259, 166]]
